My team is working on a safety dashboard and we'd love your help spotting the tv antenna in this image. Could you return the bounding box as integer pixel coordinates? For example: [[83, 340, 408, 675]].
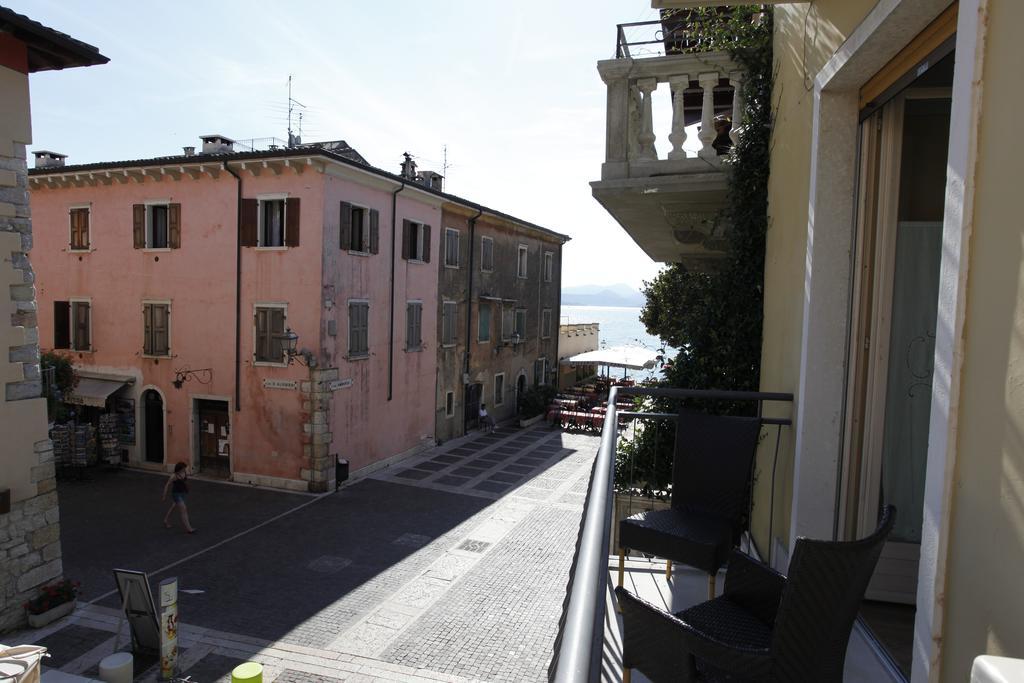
[[287, 74, 306, 147]]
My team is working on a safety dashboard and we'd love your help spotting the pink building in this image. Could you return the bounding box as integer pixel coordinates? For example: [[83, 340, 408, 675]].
[[28, 136, 450, 491]]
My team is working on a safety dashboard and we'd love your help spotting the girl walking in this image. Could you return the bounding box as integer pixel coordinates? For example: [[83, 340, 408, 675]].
[[162, 462, 196, 534]]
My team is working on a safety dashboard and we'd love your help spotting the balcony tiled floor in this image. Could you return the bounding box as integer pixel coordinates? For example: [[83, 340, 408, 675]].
[[604, 556, 905, 683]]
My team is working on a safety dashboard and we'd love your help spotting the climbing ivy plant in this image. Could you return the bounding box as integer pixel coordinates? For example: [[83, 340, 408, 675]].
[[618, 7, 773, 496]]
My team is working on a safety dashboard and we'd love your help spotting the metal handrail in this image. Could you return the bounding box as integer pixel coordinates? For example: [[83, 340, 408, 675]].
[[549, 386, 794, 682]]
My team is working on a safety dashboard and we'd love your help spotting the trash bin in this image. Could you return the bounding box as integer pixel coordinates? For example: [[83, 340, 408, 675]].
[[335, 457, 349, 490]]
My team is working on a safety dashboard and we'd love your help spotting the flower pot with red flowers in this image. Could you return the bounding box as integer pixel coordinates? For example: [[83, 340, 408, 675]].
[[24, 579, 80, 628]]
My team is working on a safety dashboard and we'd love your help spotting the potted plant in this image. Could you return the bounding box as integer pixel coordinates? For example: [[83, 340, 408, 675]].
[[24, 579, 80, 627], [518, 385, 556, 427]]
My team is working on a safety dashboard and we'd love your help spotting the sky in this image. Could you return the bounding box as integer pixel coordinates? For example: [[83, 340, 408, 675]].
[[9, 0, 668, 291]]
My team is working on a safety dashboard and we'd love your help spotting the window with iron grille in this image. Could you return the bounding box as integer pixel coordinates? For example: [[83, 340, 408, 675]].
[[143, 302, 170, 357], [442, 301, 457, 346], [254, 305, 286, 364], [406, 301, 423, 351], [348, 301, 369, 357]]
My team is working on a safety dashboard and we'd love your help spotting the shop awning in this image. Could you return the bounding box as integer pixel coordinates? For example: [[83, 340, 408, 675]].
[[565, 345, 660, 370], [66, 373, 133, 407]]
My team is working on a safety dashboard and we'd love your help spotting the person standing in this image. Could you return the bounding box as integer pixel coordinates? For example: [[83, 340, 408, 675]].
[[162, 462, 196, 534]]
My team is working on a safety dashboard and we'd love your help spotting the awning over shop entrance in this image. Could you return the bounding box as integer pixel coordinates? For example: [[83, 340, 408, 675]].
[[66, 372, 134, 407]]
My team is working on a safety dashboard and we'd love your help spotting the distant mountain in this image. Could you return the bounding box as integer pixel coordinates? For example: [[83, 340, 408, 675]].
[[562, 283, 645, 308]]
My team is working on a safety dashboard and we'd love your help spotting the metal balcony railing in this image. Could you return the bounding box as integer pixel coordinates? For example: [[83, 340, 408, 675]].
[[547, 386, 793, 682]]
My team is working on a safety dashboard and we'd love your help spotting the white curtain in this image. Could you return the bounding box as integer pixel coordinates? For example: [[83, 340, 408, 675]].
[[879, 221, 943, 543]]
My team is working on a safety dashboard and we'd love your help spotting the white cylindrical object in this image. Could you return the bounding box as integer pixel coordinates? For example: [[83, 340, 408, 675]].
[[99, 652, 133, 683]]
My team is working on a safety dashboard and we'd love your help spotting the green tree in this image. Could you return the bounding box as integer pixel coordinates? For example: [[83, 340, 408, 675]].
[[40, 351, 78, 422]]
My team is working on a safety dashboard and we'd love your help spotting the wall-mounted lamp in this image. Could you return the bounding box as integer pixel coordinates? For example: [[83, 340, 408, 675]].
[[276, 328, 315, 367], [173, 367, 213, 389]]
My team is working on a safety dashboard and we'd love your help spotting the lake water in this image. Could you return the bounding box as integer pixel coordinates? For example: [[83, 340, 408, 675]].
[[560, 305, 669, 382]]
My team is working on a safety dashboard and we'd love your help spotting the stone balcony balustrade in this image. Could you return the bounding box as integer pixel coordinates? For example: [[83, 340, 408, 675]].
[[592, 43, 742, 269]]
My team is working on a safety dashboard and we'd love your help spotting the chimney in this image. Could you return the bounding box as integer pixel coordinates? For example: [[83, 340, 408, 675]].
[[33, 151, 67, 168], [183, 146, 195, 157], [415, 171, 444, 192], [199, 134, 235, 154], [400, 152, 417, 180]]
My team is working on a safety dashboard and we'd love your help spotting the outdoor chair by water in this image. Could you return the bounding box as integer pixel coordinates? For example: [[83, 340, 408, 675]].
[[615, 505, 896, 683], [618, 409, 762, 599]]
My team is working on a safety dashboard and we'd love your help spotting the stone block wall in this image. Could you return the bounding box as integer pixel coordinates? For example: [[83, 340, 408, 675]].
[[1, 94, 64, 632], [300, 366, 337, 492]]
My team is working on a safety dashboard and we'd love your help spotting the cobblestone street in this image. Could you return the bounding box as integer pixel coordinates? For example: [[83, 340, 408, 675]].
[[11, 425, 599, 682]]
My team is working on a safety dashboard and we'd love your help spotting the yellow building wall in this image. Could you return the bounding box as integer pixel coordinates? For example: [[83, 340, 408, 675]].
[[940, 0, 1024, 678], [752, 0, 878, 556]]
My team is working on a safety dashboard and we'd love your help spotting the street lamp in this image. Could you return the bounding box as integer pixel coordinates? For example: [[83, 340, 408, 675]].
[[276, 328, 314, 367]]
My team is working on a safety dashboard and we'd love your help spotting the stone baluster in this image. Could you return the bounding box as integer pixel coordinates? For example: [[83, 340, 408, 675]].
[[697, 72, 719, 160], [636, 78, 658, 162], [729, 71, 744, 149], [667, 74, 690, 160]]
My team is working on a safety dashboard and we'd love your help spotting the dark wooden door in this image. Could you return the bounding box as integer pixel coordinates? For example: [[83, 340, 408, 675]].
[[464, 383, 482, 432], [143, 390, 164, 463], [196, 400, 230, 478]]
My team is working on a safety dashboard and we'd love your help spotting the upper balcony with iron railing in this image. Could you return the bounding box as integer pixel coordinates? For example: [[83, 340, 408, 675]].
[[599, 17, 744, 182]]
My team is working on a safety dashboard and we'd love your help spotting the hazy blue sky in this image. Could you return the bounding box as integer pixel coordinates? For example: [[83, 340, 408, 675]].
[[9, 0, 667, 290]]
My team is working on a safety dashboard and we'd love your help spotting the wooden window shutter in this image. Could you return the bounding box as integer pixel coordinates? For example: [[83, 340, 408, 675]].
[[423, 225, 431, 263], [154, 305, 169, 354], [270, 308, 285, 360], [401, 220, 413, 260], [406, 304, 414, 347], [143, 304, 153, 355], [168, 203, 181, 249], [340, 202, 352, 250], [54, 301, 70, 349], [240, 199, 258, 247], [285, 197, 301, 247], [81, 210, 90, 249], [369, 209, 380, 254], [74, 302, 91, 351], [132, 204, 145, 249]]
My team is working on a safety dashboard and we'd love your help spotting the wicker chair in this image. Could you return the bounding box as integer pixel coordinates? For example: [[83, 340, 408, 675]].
[[618, 409, 762, 599], [615, 505, 896, 683]]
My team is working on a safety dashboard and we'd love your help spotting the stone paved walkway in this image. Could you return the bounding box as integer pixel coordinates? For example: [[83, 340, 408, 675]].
[[8, 425, 599, 683]]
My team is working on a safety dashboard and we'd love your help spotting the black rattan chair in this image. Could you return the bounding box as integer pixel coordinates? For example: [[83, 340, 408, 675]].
[[618, 409, 762, 599], [615, 505, 896, 683]]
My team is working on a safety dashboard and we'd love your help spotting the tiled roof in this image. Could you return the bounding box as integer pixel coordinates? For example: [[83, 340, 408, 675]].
[[28, 145, 570, 243], [0, 6, 108, 72]]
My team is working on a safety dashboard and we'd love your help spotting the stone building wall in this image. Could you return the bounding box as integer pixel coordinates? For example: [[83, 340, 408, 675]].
[[0, 67, 63, 632]]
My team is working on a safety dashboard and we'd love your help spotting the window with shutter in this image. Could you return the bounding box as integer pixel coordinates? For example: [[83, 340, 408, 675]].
[[132, 205, 145, 249], [541, 308, 552, 339], [258, 199, 286, 247], [494, 373, 505, 406], [369, 209, 379, 254], [285, 197, 300, 247], [240, 199, 258, 247], [423, 225, 431, 263], [514, 308, 526, 338], [168, 204, 181, 249], [349, 207, 368, 252], [254, 305, 287, 364], [478, 303, 491, 343], [444, 228, 460, 268], [406, 302, 423, 351], [480, 237, 494, 272], [442, 301, 457, 346], [543, 251, 554, 282], [53, 301, 70, 349], [143, 303, 171, 356], [71, 301, 91, 351], [69, 208, 90, 251], [501, 306, 513, 341], [147, 205, 170, 249], [348, 302, 369, 357], [517, 245, 528, 278], [534, 358, 546, 386]]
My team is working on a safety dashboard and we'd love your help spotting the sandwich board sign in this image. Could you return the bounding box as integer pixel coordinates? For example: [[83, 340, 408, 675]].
[[112, 569, 160, 655]]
